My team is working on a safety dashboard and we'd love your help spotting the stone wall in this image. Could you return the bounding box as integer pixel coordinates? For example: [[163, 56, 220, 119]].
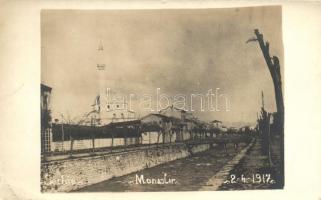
[[41, 143, 210, 192]]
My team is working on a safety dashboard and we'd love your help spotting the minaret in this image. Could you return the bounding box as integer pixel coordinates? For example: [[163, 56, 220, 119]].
[[97, 42, 107, 121]]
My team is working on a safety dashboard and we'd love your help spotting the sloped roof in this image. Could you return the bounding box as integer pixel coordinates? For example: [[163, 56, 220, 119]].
[[141, 113, 169, 120], [159, 105, 188, 113], [210, 120, 222, 123], [141, 113, 183, 124], [41, 84, 52, 92]]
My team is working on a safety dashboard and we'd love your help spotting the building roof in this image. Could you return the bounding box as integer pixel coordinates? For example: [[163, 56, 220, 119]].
[[159, 105, 188, 113], [141, 113, 168, 120], [141, 113, 183, 124], [41, 83, 52, 92], [210, 120, 222, 123]]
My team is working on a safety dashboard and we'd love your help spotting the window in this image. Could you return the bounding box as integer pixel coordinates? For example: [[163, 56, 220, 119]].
[[107, 105, 110, 109], [116, 105, 119, 108]]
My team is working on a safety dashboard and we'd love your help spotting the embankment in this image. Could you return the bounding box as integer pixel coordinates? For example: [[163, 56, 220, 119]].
[[41, 143, 210, 192]]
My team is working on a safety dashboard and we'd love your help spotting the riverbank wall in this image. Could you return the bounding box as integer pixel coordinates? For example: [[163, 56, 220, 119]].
[[41, 143, 211, 192]]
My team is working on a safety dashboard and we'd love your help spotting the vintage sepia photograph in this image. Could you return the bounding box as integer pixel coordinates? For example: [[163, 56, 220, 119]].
[[40, 6, 284, 192]]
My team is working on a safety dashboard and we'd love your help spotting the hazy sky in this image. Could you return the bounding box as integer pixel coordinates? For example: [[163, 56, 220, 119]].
[[41, 6, 283, 125]]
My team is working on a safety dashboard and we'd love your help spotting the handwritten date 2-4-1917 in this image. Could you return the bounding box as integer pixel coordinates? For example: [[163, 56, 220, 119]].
[[223, 174, 276, 185]]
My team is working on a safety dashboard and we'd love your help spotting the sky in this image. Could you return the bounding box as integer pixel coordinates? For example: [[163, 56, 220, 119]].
[[41, 6, 283, 126]]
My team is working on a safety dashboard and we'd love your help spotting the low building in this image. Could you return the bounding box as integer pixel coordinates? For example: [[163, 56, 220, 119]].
[[41, 84, 52, 153], [159, 105, 193, 121], [140, 113, 172, 144]]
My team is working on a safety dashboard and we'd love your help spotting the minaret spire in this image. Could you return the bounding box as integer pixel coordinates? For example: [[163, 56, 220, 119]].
[[97, 40, 107, 121], [97, 40, 105, 70]]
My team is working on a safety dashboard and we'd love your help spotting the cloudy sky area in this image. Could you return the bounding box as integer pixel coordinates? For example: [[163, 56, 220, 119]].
[[41, 7, 283, 126]]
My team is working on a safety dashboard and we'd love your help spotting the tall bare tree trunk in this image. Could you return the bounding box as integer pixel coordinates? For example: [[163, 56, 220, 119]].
[[253, 29, 284, 187], [254, 29, 284, 132]]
